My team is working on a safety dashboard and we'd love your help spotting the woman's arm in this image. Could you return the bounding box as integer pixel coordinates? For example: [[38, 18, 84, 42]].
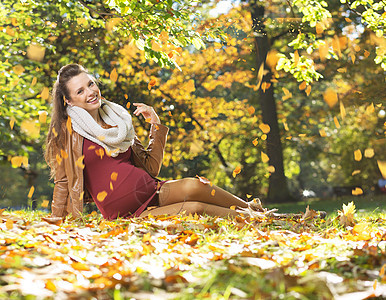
[[131, 103, 169, 177]]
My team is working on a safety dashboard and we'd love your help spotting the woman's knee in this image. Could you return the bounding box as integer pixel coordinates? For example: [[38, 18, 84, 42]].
[[180, 177, 207, 200], [183, 201, 207, 215]]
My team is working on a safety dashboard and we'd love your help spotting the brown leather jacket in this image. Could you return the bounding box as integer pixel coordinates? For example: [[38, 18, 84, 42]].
[[50, 121, 169, 219]]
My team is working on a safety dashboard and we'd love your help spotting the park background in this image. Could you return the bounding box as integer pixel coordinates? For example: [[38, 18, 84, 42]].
[[0, 0, 385, 210]]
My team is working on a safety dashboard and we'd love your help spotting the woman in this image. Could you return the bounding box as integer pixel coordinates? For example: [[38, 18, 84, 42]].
[[44, 63, 250, 221]]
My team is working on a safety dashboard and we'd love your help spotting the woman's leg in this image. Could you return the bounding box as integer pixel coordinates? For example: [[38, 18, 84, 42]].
[[158, 177, 249, 209], [139, 201, 239, 218]]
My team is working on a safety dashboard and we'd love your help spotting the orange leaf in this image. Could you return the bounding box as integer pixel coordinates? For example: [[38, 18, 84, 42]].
[[315, 22, 324, 34], [294, 50, 299, 65], [159, 31, 169, 43], [76, 155, 85, 169], [232, 166, 242, 178], [248, 106, 255, 115], [261, 82, 271, 92], [364, 50, 370, 58], [110, 68, 118, 82], [41, 200, 49, 208], [13, 64, 25, 75], [196, 175, 212, 185], [305, 85, 311, 96], [211, 189, 216, 196], [230, 205, 236, 210], [299, 81, 307, 90], [323, 88, 338, 108], [95, 148, 105, 159], [110, 182, 113, 191], [72, 262, 90, 271], [60, 149, 68, 159], [252, 138, 258, 146], [6, 219, 13, 230], [28, 186, 35, 198], [111, 172, 118, 181], [352, 187, 363, 195], [66, 117, 72, 135], [319, 129, 327, 137], [184, 79, 195, 93], [126, 102, 131, 109]]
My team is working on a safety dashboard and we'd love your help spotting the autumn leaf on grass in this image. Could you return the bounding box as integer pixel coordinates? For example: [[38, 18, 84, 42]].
[[338, 201, 356, 227], [301, 205, 318, 222]]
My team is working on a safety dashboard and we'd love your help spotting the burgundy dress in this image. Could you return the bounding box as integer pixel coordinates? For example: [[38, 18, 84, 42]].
[[83, 138, 165, 220]]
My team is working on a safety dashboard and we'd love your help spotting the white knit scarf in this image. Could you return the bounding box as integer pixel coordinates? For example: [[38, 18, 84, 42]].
[[66, 98, 135, 157]]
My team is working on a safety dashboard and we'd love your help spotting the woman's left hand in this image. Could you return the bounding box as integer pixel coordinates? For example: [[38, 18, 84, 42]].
[[133, 103, 161, 124]]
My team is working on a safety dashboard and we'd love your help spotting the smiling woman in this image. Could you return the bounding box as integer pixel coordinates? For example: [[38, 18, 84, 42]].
[[44, 63, 251, 221]]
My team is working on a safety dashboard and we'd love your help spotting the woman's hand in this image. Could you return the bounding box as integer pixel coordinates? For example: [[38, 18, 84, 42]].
[[133, 103, 161, 124]]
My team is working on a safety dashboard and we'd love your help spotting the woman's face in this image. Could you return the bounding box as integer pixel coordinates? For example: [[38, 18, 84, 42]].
[[65, 72, 101, 114]]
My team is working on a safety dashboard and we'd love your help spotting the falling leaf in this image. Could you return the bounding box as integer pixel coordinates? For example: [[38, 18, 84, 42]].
[[256, 62, 264, 89], [28, 186, 35, 198], [76, 155, 85, 169], [259, 123, 270, 133], [110, 182, 113, 191], [21, 119, 40, 138], [352, 187, 363, 195], [261, 82, 271, 92], [52, 127, 58, 137], [27, 43, 45, 62], [334, 116, 340, 129], [252, 138, 258, 146], [40, 87, 50, 101], [248, 106, 255, 115], [354, 149, 362, 161], [364, 148, 374, 158], [377, 160, 386, 178], [266, 50, 279, 70], [148, 78, 157, 90], [41, 200, 49, 208], [126, 102, 131, 109], [110, 68, 118, 82], [319, 129, 327, 137], [267, 165, 275, 173], [230, 205, 236, 210], [350, 53, 355, 63], [10, 118, 15, 129], [151, 40, 161, 51], [61, 149, 68, 159], [282, 87, 292, 100], [364, 50, 370, 58], [305, 85, 311, 96], [323, 88, 338, 108], [340, 101, 346, 120], [261, 152, 269, 163], [352, 170, 361, 176], [345, 17, 352, 22], [246, 194, 252, 198], [72, 262, 90, 271], [373, 279, 377, 290], [97, 191, 108, 202], [211, 189, 216, 196], [316, 22, 324, 34], [56, 154, 62, 166], [13, 65, 25, 75], [337, 67, 347, 73], [196, 175, 212, 185], [111, 172, 118, 181], [233, 166, 242, 178], [283, 121, 289, 131], [66, 117, 72, 135], [88, 145, 95, 150], [95, 148, 105, 159], [319, 42, 329, 61], [38, 111, 48, 123], [261, 134, 267, 140], [299, 81, 307, 90]]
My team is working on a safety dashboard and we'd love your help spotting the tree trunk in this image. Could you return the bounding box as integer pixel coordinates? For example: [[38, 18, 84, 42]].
[[250, 2, 295, 203]]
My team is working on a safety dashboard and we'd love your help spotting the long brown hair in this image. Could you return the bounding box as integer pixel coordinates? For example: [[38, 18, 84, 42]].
[[44, 64, 90, 180]]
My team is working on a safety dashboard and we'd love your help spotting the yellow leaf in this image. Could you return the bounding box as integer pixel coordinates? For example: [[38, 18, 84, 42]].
[[56, 154, 62, 166], [27, 43, 45, 62], [252, 138, 258, 146], [110, 68, 118, 82], [256, 62, 264, 90], [110, 182, 113, 190], [45, 280, 57, 292], [38, 111, 48, 123], [352, 187, 363, 195], [10, 118, 15, 130], [283, 121, 289, 131], [72, 262, 90, 271], [366, 103, 375, 114], [21, 119, 40, 138], [316, 22, 324, 34], [364, 148, 374, 158], [294, 50, 299, 65], [159, 31, 169, 43], [267, 165, 275, 173], [319, 129, 327, 137], [41, 200, 49, 208], [6, 219, 13, 230], [266, 50, 279, 70], [143, 232, 151, 242], [340, 101, 346, 120], [373, 279, 377, 290], [337, 67, 347, 73], [28, 186, 35, 198], [261, 134, 267, 140], [40, 87, 50, 101], [261, 152, 269, 163], [282, 87, 292, 101], [354, 149, 362, 161], [323, 88, 338, 108], [377, 160, 386, 178], [230, 205, 236, 210], [246, 194, 252, 198], [259, 123, 270, 133], [334, 116, 340, 129], [97, 191, 108, 202], [66, 117, 72, 135], [105, 18, 121, 31], [232, 166, 242, 178], [352, 170, 361, 176], [305, 85, 311, 96], [13, 65, 25, 75], [261, 82, 271, 92], [350, 53, 355, 63], [151, 40, 161, 51], [60, 149, 68, 159], [211, 189, 215, 196], [319, 42, 329, 61], [76, 155, 85, 169], [111, 172, 118, 181]]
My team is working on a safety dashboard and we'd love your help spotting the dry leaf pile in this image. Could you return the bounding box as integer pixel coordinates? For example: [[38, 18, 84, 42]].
[[0, 205, 385, 299]]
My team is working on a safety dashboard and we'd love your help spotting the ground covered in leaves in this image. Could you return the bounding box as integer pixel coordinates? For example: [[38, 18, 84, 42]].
[[0, 205, 385, 300]]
